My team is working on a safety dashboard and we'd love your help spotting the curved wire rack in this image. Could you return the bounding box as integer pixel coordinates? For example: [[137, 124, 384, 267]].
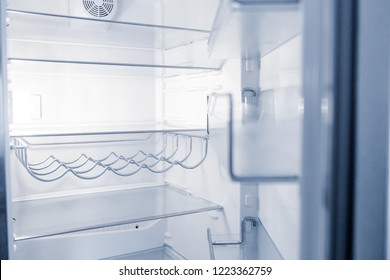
[[11, 132, 208, 182]]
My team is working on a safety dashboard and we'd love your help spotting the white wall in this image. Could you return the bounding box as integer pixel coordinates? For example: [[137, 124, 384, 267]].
[[258, 35, 302, 260], [9, 68, 158, 128]]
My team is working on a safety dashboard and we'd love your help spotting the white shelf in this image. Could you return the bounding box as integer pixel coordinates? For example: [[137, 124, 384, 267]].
[[13, 184, 222, 241], [208, 0, 301, 59]]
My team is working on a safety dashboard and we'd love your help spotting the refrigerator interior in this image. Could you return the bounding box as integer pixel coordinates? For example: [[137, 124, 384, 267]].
[[4, 0, 303, 260]]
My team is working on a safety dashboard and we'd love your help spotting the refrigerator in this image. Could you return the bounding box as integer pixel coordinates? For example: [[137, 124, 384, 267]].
[[0, 0, 389, 260]]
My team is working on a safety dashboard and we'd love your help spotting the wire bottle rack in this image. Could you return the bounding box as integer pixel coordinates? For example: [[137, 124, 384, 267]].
[[11, 132, 208, 182]]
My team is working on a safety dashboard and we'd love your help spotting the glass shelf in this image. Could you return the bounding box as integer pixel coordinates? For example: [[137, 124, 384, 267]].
[[6, 9, 224, 71], [208, 0, 301, 59], [13, 184, 222, 241], [208, 219, 283, 260], [105, 246, 186, 260], [9, 123, 207, 137]]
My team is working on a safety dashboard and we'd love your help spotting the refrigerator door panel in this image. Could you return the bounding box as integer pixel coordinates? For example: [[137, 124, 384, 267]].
[[353, 0, 390, 259], [0, 0, 11, 260]]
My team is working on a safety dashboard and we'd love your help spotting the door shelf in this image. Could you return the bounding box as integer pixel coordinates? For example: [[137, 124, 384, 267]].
[[11, 132, 208, 182], [208, 0, 301, 59], [207, 218, 283, 260], [208, 93, 300, 182], [13, 184, 222, 241]]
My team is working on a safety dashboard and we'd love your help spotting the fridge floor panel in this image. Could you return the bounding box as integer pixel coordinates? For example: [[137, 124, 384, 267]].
[[105, 246, 186, 260], [12, 184, 222, 241]]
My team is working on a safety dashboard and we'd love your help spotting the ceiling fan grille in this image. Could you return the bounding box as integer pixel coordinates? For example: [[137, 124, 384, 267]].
[[82, 0, 114, 18]]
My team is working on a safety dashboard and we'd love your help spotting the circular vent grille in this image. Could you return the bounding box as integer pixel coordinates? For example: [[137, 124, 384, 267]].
[[83, 0, 114, 18]]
